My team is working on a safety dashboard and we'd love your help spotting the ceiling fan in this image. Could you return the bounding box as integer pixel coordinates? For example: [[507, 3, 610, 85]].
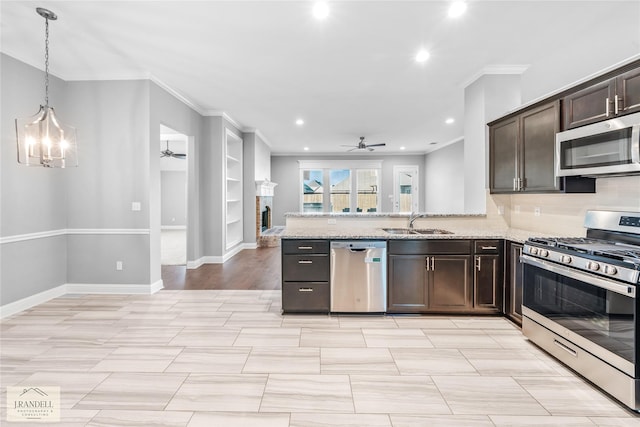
[[160, 140, 186, 159], [341, 136, 386, 152]]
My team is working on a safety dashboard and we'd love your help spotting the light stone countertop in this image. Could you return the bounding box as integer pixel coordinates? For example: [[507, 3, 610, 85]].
[[284, 212, 486, 219], [281, 227, 553, 243]]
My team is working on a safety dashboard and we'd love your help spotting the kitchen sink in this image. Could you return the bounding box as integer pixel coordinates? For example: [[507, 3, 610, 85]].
[[383, 228, 453, 235]]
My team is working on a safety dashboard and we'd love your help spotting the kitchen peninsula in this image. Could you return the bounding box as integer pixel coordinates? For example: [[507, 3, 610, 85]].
[[281, 211, 542, 320]]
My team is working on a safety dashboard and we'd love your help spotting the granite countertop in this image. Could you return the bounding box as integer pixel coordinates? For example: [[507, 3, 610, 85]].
[[284, 212, 486, 218], [281, 227, 552, 243]]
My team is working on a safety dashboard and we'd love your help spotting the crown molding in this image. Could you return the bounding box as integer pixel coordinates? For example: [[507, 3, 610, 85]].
[[243, 128, 273, 149], [149, 74, 206, 116], [461, 64, 530, 89]]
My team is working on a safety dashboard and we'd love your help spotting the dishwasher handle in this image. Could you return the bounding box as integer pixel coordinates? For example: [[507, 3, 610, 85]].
[[349, 248, 367, 252]]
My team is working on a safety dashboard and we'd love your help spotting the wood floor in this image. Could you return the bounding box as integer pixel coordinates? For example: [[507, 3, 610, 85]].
[[161, 247, 281, 290]]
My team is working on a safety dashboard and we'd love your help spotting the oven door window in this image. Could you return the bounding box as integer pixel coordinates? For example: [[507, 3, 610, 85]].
[[523, 264, 635, 364], [560, 127, 633, 169]]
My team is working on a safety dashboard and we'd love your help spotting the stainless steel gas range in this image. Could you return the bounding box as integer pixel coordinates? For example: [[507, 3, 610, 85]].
[[521, 210, 640, 411]]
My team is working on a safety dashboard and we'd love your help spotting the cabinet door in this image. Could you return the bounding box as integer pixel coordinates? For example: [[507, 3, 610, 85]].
[[562, 79, 615, 129], [616, 67, 640, 116], [474, 255, 502, 311], [505, 243, 524, 325], [388, 255, 428, 313], [520, 101, 560, 192], [428, 255, 471, 311], [489, 117, 519, 193]]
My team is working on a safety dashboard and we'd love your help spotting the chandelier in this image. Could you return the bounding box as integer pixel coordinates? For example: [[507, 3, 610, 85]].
[[15, 8, 77, 168]]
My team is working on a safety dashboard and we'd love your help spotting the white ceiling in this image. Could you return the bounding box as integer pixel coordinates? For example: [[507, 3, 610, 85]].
[[2, 1, 639, 155]]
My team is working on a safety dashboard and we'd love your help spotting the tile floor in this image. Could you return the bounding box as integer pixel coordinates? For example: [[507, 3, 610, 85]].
[[1, 290, 639, 426]]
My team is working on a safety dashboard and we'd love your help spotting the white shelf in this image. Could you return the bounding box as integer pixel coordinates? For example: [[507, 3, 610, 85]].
[[226, 154, 240, 163], [225, 130, 243, 251]]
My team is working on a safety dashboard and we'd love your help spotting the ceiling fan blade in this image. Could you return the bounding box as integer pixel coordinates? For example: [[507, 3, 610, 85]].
[[367, 143, 386, 147], [367, 147, 374, 151], [340, 145, 356, 147], [171, 153, 187, 159], [347, 147, 359, 152]]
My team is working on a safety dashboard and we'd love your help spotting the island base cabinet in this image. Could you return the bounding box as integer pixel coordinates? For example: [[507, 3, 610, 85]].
[[474, 255, 502, 312], [388, 255, 428, 313], [428, 255, 472, 312], [282, 282, 330, 313]]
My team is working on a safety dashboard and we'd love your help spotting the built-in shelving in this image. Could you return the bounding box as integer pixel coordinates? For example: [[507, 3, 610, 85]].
[[225, 130, 243, 250]]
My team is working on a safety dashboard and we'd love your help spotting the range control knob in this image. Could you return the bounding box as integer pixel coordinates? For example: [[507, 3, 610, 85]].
[[604, 265, 618, 276], [539, 249, 549, 258], [529, 247, 539, 255], [560, 255, 572, 264], [587, 261, 601, 272]]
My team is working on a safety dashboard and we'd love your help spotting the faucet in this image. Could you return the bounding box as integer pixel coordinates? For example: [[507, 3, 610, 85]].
[[408, 212, 422, 229]]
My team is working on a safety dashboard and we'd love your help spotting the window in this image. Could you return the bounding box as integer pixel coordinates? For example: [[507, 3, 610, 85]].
[[299, 161, 382, 213], [302, 169, 323, 212]]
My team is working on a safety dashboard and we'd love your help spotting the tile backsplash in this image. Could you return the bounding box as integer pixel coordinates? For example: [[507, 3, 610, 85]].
[[489, 175, 640, 236]]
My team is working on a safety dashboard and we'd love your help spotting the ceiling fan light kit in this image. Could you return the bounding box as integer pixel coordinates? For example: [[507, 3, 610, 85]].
[[341, 136, 386, 152], [15, 8, 78, 168], [160, 140, 186, 159]]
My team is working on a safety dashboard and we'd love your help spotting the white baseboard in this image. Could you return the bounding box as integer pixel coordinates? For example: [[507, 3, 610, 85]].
[[1, 281, 165, 319], [185, 243, 256, 269], [0, 284, 68, 319], [161, 226, 187, 230]]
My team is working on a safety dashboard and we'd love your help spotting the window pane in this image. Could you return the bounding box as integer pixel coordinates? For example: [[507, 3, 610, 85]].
[[357, 169, 379, 212], [399, 172, 413, 212], [330, 169, 351, 212], [302, 169, 323, 212]]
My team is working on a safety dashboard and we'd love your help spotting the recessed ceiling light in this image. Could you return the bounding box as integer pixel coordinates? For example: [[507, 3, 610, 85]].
[[303, 147, 310, 151], [445, 118, 455, 124], [296, 119, 305, 126], [429, 142, 438, 145], [313, 2, 329, 20], [448, 1, 467, 18], [415, 49, 430, 63], [400, 146, 406, 150]]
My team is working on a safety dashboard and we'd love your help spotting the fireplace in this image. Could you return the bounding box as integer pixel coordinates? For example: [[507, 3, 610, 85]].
[[255, 180, 279, 247], [261, 205, 271, 231]]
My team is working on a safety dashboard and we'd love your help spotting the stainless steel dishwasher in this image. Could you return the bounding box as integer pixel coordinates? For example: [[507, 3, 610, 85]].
[[330, 241, 387, 313]]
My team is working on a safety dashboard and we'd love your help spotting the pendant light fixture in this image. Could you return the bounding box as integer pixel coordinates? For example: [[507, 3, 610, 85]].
[[15, 7, 77, 168]]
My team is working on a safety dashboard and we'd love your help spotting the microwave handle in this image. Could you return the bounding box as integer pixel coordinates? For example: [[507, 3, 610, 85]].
[[606, 97, 610, 117], [633, 124, 640, 164]]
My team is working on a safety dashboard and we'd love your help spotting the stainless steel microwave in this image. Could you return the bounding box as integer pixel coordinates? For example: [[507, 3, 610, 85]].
[[555, 111, 640, 177]]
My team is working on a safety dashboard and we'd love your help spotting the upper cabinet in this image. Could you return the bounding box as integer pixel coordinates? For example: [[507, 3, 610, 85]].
[[490, 101, 561, 193], [563, 66, 640, 130]]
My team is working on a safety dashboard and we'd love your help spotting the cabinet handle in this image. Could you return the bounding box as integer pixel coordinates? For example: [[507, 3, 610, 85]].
[[431, 257, 435, 271], [298, 260, 313, 264], [475, 256, 481, 271], [513, 177, 517, 191], [481, 246, 497, 250], [298, 246, 313, 250], [615, 95, 622, 115], [298, 287, 314, 292], [606, 97, 611, 117], [425, 257, 430, 271], [553, 339, 577, 357]]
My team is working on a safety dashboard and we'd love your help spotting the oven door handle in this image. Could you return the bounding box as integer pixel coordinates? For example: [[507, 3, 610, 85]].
[[520, 254, 636, 298]]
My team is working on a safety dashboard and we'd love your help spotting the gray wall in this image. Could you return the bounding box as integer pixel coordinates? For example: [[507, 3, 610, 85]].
[[424, 141, 465, 214], [270, 154, 426, 226], [161, 171, 187, 226], [1, 54, 69, 304], [243, 132, 272, 244]]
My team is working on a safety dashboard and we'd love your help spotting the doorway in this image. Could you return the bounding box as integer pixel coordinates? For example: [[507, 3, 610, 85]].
[[393, 165, 419, 212], [160, 125, 188, 266]]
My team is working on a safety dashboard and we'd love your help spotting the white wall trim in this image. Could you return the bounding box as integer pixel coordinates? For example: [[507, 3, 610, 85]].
[[243, 128, 273, 149], [298, 160, 383, 169], [1, 228, 151, 244], [0, 284, 68, 319], [0, 281, 164, 319], [0, 229, 67, 244], [461, 64, 530, 89], [185, 243, 255, 269], [149, 74, 206, 116], [205, 110, 244, 130]]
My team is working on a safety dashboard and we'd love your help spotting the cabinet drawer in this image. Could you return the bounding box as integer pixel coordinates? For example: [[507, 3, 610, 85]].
[[282, 254, 330, 281], [282, 239, 329, 254], [474, 240, 501, 254], [388, 239, 471, 255], [282, 282, 330, 312]]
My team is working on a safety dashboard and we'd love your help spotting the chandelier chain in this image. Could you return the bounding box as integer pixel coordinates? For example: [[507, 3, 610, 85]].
[[44, 17, 50, 106]]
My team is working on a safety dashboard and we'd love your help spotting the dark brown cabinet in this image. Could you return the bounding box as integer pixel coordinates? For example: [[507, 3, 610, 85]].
[[473, 240, 503, 313], [504, 241, 524, 325], [281, 239, 330, 313], [490, 101, 560, 193], [388, 240, 472, 313], [563, 66, 640, 130]]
